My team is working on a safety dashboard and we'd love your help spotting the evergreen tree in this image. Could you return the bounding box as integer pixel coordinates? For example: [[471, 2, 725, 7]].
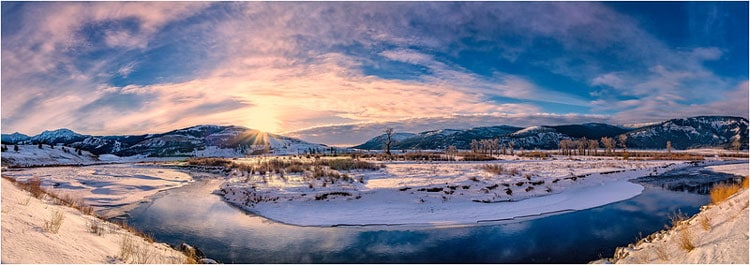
[[14, 144, 19, 152], [38, 142, 43, 149]]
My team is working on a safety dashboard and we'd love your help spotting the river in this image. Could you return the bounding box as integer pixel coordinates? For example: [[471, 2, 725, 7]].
[[119, 164, 741, 263]]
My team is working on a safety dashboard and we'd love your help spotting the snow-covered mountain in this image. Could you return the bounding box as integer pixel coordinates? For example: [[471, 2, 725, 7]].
[[352, 116, 748, 151], [2, 125, 327, 157], [1, 132, 29, 144], [624, 116, 748, 150]]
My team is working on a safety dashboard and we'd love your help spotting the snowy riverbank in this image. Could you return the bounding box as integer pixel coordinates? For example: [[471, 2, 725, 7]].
[[597, 162, 749, 264], [1, 178, 189, 263], [1, 164, 194, 218], [219, 158, 729, 227]]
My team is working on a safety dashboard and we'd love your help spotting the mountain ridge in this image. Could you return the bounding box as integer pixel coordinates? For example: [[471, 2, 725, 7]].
[[352, 116, 748, 151]]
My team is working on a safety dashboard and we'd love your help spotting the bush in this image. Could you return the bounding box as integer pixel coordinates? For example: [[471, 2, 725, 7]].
[[461, 153, 495, 161], [709, 183, 741, 204], [677, 227, 695, 252], [22, 177, 45, 198], [481, 164, 504, 174], [44, 210, 65, 233]]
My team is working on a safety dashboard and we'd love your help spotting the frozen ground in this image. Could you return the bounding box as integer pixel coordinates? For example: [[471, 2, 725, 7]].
[[595, 162, 748, 264], [605, 189, 748, 264], [1, 144, 99, 167], [218, 157, 732, 226], [1, 178, 188, 263], [1, 164, 194, 218]]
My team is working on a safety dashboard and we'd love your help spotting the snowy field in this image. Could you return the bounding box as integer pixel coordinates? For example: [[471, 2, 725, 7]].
[[1, 178, 188, 263], [217, 157, 739, 226], [1, 164, 194, 217]]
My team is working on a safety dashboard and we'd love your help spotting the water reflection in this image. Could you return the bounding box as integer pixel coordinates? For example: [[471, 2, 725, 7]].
[[126, 171, 713, 263]]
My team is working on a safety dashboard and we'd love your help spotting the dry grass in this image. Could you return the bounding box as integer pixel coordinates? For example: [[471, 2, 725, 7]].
[[43, 209, 65, 233], [654, 243, 669, 261], [481, 164, 504, 174], [677, 227, 696, 252], [86, 219, 104, 236], [699, 215, 711, 231], [668, 210, 688, 228], [710, 183, 741, 204], [17, 193, 32, 206], [119, 235, 136, 262], [742, 177, 749, 189]]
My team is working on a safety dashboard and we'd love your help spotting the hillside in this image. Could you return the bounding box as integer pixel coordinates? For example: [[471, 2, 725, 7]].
[[352, 116, 748, 151], [2, 125, 327, 157]]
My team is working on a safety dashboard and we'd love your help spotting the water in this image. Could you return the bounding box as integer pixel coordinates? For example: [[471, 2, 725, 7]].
[[123, 166, 729, 263]]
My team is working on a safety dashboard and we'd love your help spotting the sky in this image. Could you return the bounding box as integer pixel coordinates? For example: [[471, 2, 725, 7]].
[[1, 1, 748, 145]]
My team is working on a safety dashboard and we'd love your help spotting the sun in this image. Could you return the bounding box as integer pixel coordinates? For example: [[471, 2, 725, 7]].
[[246, 107, 281, 133]]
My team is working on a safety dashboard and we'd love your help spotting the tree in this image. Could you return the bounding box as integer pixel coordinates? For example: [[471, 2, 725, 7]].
[[666, 141, 672, 154], [490, 139, 499, 156], [38, 142, 43, 149], [383, 128, 394, 155], [508, 141, 515, 155], [588, 139, 599, 156], [446, 145, 457, 161], [77, 149, 82, 155], [470, 140, 479, 153], [618, 134, 628, 152], [601, 137, 615, 155], [732, 137, 741, 154], [14, 144, 19, 152]]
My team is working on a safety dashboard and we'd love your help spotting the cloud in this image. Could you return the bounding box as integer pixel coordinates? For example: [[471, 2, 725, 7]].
[[1, 2, 746, 143]]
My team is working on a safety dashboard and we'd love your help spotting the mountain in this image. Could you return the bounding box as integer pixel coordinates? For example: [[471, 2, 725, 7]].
[[352, 116, 748, 151], [3, 125, 327, 157], [29, 129, 88, 144], [352, 132, 417, 150], [550, 123, 629, 139], [624, 116, 748, 150], [1, 132, 29, 144]]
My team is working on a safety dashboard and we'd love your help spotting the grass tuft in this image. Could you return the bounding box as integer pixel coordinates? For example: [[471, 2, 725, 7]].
[[677, 227, 696, 252], [699, 215, 711, 231], [43, 210, 65, 233], [709, 183, 741, 204]]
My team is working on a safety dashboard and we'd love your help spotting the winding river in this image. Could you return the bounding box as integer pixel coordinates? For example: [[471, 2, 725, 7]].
[[118, 164, 741, 263]]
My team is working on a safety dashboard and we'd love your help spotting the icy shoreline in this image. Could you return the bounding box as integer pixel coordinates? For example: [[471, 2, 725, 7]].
[[221, 159, 715, 227]]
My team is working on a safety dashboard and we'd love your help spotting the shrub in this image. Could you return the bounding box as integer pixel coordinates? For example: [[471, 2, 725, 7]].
[[23, 177, 45, 198], [481, 164, 504, 174], [461, 153, 495, 161], [87, 219, 104, 236], [119, 235, 136, 261], [677, 227, 695, 252], [699, 216, 711, 231], [709, 183, 741, 204], [44, 210, 65, 233], [654, 244, 669, 261]]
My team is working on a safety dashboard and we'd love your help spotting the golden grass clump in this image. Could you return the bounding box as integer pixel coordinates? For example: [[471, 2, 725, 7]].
[[709, 183, 741, 204], [677, 227, 696, 252]]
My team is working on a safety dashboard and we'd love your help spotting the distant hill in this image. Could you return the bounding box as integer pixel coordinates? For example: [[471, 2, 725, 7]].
[[2, 125, 327, 157], [352, 116, 748, 151]]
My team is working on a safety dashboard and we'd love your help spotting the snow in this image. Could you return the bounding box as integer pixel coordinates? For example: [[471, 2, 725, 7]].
[[604, 188, 748, 264], [1, 178, 188, 263], [1, 144, 99, 167], [219, 157, 700, 226], [707, 163, 749, 177], [1, 164, 194, 218]]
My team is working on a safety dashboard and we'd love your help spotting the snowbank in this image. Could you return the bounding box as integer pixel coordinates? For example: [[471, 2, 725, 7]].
[[220, 158, 695, 226], [2, 164, 194, 218], [604, 188, 748, 264], [1, 178, 188, 263], [707, 162, 749, 177]]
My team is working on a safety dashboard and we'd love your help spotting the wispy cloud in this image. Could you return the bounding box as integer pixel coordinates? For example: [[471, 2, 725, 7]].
[[1, 2, 746, 142]]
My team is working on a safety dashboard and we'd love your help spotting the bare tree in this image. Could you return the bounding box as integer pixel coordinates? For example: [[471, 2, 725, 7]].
[[731, 137, 741, 154], [588, 139, 599, 156], [446, 145, 458, 161], [666, 141, 672, 154], [559, 139, 571, 156], [601, 137, 615, 155], [618, 134, 628, 152], [578, 137, 588, 156], [471, 140, 479, 153], [508, 141, 514, 155], [383, 128, 395, 155], [490, 139, 499, 156]]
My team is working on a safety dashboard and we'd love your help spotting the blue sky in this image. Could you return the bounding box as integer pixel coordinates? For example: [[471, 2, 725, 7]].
[[1, 2, 747, 145]]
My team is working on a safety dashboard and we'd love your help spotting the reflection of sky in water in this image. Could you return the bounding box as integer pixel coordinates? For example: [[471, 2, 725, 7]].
[[127, 175, 713, 263]]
